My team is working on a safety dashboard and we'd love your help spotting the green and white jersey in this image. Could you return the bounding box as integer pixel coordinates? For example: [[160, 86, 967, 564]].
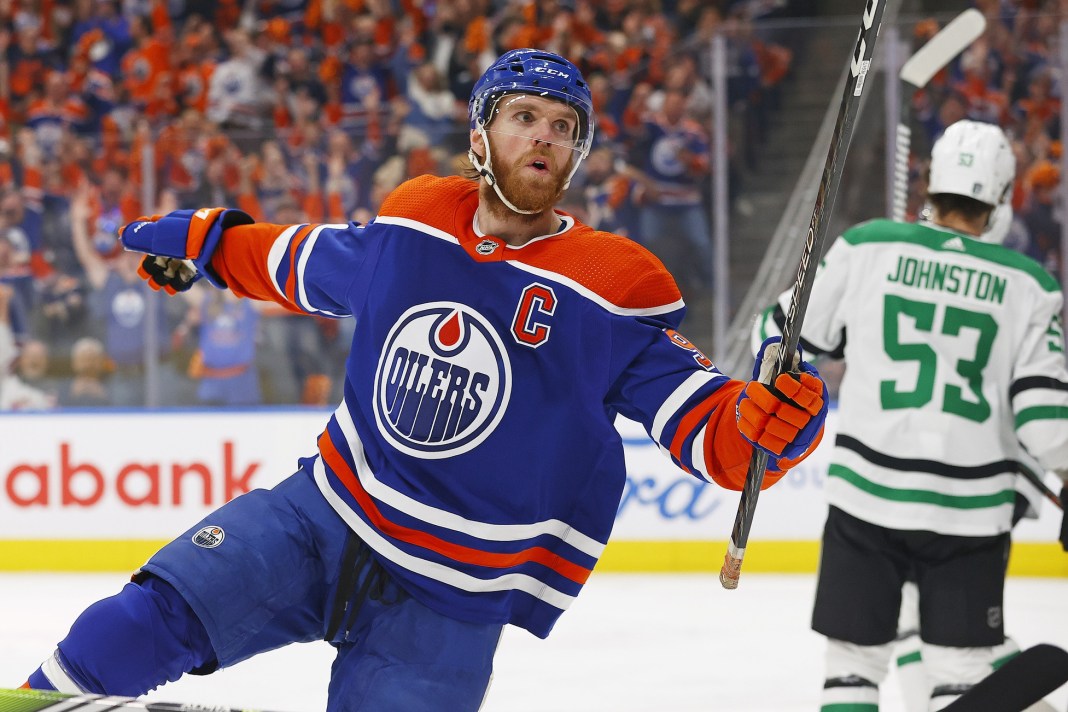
[[754, 219, 1068, 536]]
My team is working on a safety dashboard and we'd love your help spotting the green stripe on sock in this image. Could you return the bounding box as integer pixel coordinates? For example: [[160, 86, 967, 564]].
[[992, 650, 1019, 670], [897, 650, 922, 667]]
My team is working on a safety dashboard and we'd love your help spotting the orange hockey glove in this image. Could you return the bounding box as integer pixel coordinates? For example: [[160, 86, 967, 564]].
[[737, 336, 827, 463]]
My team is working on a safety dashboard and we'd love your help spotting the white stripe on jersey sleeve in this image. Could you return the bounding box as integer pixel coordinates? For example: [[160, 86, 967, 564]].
[[266, 224, 301, 299], [312, 457, 577, 611], [688, 420, 716, 484], [331, 401, 606, 558], [650, 371, 722, 443], [294, 224, 349, 317]]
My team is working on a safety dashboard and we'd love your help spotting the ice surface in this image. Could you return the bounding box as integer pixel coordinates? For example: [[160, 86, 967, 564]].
[[0, 573, 1064, 711]]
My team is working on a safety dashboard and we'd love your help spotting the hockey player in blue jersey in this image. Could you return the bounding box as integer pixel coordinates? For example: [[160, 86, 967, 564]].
[[22, 49, 829, 710]]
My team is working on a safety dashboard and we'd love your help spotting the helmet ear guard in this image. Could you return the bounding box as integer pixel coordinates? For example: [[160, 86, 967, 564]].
[[979, 202, 1013, 244]]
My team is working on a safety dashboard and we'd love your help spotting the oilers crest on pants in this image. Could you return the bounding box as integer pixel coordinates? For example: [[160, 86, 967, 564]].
[[374, 302, 511, 458]]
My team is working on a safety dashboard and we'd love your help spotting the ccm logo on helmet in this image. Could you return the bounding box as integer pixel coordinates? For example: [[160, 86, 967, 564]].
[[532, 66, 570, 78], [374, 303, 512, 458]]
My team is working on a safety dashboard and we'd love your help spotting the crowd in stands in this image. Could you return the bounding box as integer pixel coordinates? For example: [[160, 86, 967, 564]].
[[0, 0, 1060, 410], [905, 0, 1064, 274]]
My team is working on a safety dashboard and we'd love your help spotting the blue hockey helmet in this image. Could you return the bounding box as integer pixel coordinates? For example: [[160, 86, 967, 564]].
[[468, 49, 595, 160]]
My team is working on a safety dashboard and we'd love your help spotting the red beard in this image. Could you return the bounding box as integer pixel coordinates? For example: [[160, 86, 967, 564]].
[[491, 149, 569, 214]]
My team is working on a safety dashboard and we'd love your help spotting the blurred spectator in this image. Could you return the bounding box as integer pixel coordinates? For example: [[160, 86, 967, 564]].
[[185, 288, 261, 407], [0, 283, 54, 410], [70, 0, 132, 78], [6, 19, 60, 111], [58, 336, 111, 407], [630, 87, 714, 291], [581, 145, 640, 236], [1011, 67, 1061, 143], [1021, 159, 1060, 273], [647, 54, 713, 125], [339, 38, 389, 127], [25, 71, 90, 158], [15, 337, 57, 396], [120, 14, 171, 115], [275, 46, 327, 107], [207, 28, 267, 132], [0, 190, 39, 318], [403, 61, 461, 151], [69, 180, 171, 406]]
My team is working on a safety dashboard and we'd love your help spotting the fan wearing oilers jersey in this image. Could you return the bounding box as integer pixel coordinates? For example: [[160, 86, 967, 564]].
[[21, 50, 828, 711], [752, 119, 1068, 711]]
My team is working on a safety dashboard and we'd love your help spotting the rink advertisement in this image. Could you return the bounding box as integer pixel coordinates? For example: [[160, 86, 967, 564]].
[[0, 408, 1062, 574]]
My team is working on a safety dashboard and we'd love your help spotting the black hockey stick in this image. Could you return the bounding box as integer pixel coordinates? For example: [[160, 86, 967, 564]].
[[892, 9, 986, 221], [0, 688, 283, 711], [941, 644, 1068, 711], [1018, 461, 1064, 511], [719, 0, 889, 590]]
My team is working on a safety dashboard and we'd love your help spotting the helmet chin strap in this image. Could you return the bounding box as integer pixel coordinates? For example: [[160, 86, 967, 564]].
[[469, 122, 588, 216], [469, 122, 540, 215]]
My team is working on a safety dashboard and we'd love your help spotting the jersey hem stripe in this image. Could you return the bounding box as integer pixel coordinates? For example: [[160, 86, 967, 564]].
[[329, 402, 605, 557], [317, 431, 593, 584], [311, 457, 577, 610], [828, 464, 1017, 509], [837, 434, 1021, 480]]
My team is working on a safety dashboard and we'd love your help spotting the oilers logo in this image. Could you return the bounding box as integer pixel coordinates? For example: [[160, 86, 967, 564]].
[[374, 302, 511, 458]]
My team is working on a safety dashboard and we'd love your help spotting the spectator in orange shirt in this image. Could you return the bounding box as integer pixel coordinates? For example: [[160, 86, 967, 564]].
[[121, 15, 171, 110], [6, 20, 60, 110], [1011, 67, 1060, 139]]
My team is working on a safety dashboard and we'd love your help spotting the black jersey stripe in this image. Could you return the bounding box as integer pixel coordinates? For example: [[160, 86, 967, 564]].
[[836, 434, 1019, 480], [1009, 375, 1068, 400]]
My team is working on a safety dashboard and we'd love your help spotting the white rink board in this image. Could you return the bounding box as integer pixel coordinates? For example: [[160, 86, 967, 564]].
[[0, 407, 1060, 541]]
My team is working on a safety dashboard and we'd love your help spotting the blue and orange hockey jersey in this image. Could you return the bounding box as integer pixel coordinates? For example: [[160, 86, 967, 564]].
[[208, 175, 780, 638]]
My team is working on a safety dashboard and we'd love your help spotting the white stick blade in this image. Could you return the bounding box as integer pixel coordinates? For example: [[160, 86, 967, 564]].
[[899, 8, 986, 88]]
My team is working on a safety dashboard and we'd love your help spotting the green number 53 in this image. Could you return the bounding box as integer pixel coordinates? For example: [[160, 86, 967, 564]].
[[881, 294, 997, 422]]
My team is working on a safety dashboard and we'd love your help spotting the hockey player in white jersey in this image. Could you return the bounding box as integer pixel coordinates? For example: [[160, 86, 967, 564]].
[[753, 119, 1068, 711]]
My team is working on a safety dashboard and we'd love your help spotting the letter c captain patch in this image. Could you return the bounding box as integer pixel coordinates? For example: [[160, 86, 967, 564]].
[[512, 283, 557, 348], [374, 302, 512, 458]]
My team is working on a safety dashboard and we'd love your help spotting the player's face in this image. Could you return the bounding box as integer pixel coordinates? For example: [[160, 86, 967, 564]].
[[479, 94, 580, 213]]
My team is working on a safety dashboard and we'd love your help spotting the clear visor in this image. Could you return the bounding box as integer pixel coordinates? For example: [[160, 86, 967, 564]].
[[482, 94, 592, 154]]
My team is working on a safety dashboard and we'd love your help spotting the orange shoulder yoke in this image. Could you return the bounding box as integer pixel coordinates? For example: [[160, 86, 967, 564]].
[[377, 175, 681, 312], [378, 175, 479, 235], [516, 225, 682, 312]]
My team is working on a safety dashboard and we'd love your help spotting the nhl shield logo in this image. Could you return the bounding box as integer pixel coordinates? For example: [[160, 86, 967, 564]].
[[192, 526, 225, 549], [374, 302, 512, 458], [475, 239, 499, 255]]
